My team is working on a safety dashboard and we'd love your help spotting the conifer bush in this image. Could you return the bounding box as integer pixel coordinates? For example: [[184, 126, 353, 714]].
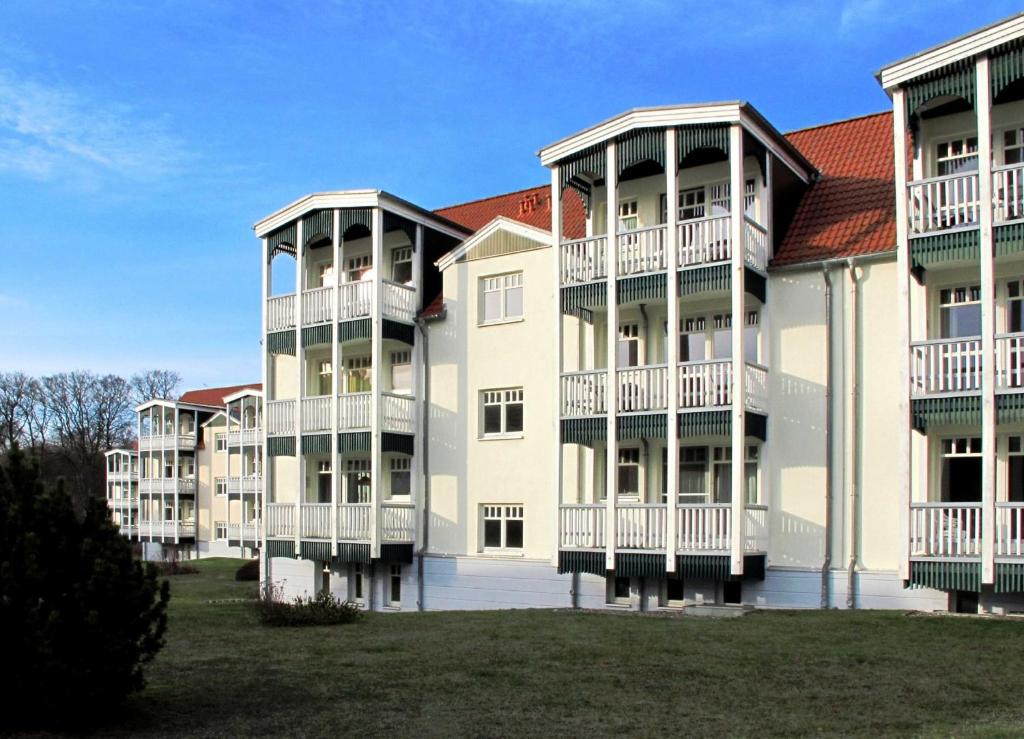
[[0, 446, 170, 728], [235, 557, 260, 581]]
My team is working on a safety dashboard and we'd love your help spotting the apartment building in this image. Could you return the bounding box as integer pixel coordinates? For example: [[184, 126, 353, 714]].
[[106, 384, 263, 561], [258, 15, 1024, 613]]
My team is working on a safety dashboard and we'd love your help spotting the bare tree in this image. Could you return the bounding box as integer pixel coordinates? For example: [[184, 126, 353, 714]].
[[0, 372, 31, 451], [130, 369, 182, 406]]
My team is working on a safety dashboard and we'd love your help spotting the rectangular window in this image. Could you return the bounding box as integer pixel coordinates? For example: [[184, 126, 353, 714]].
[[317, 460, 332, 503], [664, 577, 685, 605], [617, 448, 641, 499], [318, 359, 333, 396], [711, 312, 759, 362], [1005, 128, 1024, 165], [215, 478, 227, 497], [347, 254, 371, 282], [662, 446, 709, 504], [936, 136, 979, 176], [215, 521, 227, 540], [1009, 436, 1024, 503], [352, 563, 364, 601], [215, 433, 227, 452], [481, 505, 524, 551], [617, 323, 640, 367], [390, 351, 411, 394], [608, 575, 631, 605], [480, 272, 524, 324], [318, 261, 334, 287], [392, 247, 413, 284], [390, 457, 411, 498], [680, 317, 706, 363], [618, 199, 639, 231], [389, 564, 402, 606], [345, 460, 371, 504], [940, 437, 982, 503], [1008, 280, 1024, 334], [939, 286, 982, 338], [345, 357, 372, 393], [481, 388, 524, 437], [711, 445, 760, 505], [709, 179, 756, 217]]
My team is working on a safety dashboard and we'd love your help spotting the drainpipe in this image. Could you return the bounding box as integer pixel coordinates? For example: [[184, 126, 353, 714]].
[[846, 259, 862, 609], [571, 571, 580, 609], [821, 266, 833, 609], [415, 310, 442, 611]]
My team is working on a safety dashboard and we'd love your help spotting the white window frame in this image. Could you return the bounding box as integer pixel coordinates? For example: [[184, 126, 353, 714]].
[[215, 477, 227, 497], [607, 575, 632, 606], [617, 447, 641, 501], [390, 351, 412, 395], [347, 254, 372, 282], [391, 247, 413, 284], [710, 445, 761, 505], [345, 459, 371, 504], [935, 134, 979, 176], [480, 271, 524, 325], [617, 322, 640, 368], [388, 564, 402, 607], [351, 563, 365, 604], [316, 259, 334, 288], [937, 284, 981, 339], [215, 433, 227, 453], [344, 356, 372, 393], [215, 521, 227, 541], [481, 388, 524, 438], [618, 198, 639, 231], [481, 504, 524, 552], [389, 457, 411, 500]]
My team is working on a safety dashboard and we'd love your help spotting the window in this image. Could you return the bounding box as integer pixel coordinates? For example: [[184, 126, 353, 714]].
[[936, 136, 979, 176], [391, 351, 411, 394], [390, 457, 411, 498], [345, 460, 371, 504], [347, 255, 371, 282], [711, 312, 759, 362], [389, 247, 413, 284], [481, 388, 524, 437], [215, 433, 227, 452], [940, 437, 982, 503], [215, 478, 227, 497], [345, 357, 372, 393], [317, 261, 334, 287], [1009, 436, 1024, 503], [939, 285, 981, 338], [618, 199, 639, 231], [1009, 281, 1024, 333], [481, 505, 524, 550], [480, 272, 524, 324], [617, 448, 641, 499], [352, 563, 365, 601], [710, 179, 757, 218], [215, 521, 227, 540], [711, 445, 760, 504], [662, 446, 709, 504], [617, 323, 640, 367], [317, 460, 332, 503], [389, 564, 402, 606], [181, 457, 195, 477], [1005, 128, 1024, 165], [318, 360, 333, 396], [680, 317, 707, 363], [608, 576, 631, 605], [664, 577, 685, 606], [180, 414, 195, 434]]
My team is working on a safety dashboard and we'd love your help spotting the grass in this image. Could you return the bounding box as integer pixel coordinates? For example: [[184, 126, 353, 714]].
[[94, 558, 1024, 737]]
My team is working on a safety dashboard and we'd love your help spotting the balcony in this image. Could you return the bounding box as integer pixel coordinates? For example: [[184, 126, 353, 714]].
[[138, 433, 196, 451], [227, 476, 260, 495], [137, 521, 196, 539], [227, 521, 260, 542], [267, 280, 417, 332], [289, 392, 414, 435], [267, 399, 295, 436], [910, 338, 981, 397], [108, 496, 139, 507], [227, 428, 261, 446], [560, 361, 769, 417], [265, 502, 414, 543], [558, 214, 768, 286], [118, 523, 138, 537], [996, 333, 1024, 391], [139, 478, 196, 495], [995, 163, 1024, 223], [107, 470, 137, 482], [558, 503, 767, 554], [909, 502, 982, 558]]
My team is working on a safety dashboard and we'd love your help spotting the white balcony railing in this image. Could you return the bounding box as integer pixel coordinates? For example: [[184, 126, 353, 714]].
[[383, 280, 417, 322], [266, 503, 295, 538], [678, 214, 731, 267], [267, 399, 295, 436], [676, 503, 731, 552], [338, 504, 371, 540], [677, 360, 732, 409], [227, 428, 261, 446], [996, 333, 1024, 391], [338, 280, 372, 320], [339, 392, 372, 430], [138, 433, 196, 451], [139, 478, 196, 495], [302, 286, 332, 325], [106, 470, 137, 482], [744, 504, 769, 552], [909, 502, 982, 557], [617, 225, 667, 277], [744, 217, 769, 272], [994, 163, 1024, 223], [746, 363, 769, 411], [907, 172, 980, 235], [910, 338, 982, 396], [560, 371, 607, 417], [267, 294, 295, 332], [559, 504, 606, 549], [381, 502, 415, 541], [227, 521, 260, 541], [382, 393, 416, 434], [996, 503, 1024, 557], [137, 521, 196, 539], [227, 476, 260, 495], [617, 365, 668, 413], [301, 396, 331, 433], [616, 504, 667, 549], [559, 235, 608, 284], [300, 503, 333, 539]]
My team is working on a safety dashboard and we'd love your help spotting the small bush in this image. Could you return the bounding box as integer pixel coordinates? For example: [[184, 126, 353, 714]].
[[255, 583, 362, 627], [235, 558, 260, 581], [154, 558, 199, 576]]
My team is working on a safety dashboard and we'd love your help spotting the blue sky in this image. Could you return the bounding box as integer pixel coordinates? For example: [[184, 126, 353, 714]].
[[0, 0, 1018, 391]]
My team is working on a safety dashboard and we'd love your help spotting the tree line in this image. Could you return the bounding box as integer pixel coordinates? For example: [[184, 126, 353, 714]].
[[0, 369, 181, 510]]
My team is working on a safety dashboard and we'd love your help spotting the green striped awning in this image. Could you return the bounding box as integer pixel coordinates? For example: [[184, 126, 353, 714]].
[[616, 552, 665, 578], [911, 396, 980, 432], [267, 330, 296, 355], [617, 128, 665, 175], [302, 209, 334, 247], [302, 324, 332, 346], [998, 393, 1024, 423], [992, 39, 1024, 100], [678, 124, 729, 165], [910, 230, 980, 269], [996, 562, 1024, 593], [675, 554, 731, 580], [334, 542, 371, 563], [905, 61, 976, 118], [908, 560, 980, 591], [561, 282, 606, 317], [302, 434, 330, 454], [561, 417, 605, 446], [996, 222, 1024, 257], [676, 411, 768, 441], [618, 273, 666, 304], [339, 431, 371, 455], [680, 264, 730, 296], [383, 319, 415, 345], [267, 436, 296, 457], [300, 541, 333, 561], [558, 550, 606, 576], [383, 211, 417, 245], [338, 318, 370, 343], [559, 143, 605, 214], [268, 222, 297, 258], [619, 413, 666, 440], [266, 539, 296, 559], [383, 433, 414, 455], [340, 208, 372, 237]]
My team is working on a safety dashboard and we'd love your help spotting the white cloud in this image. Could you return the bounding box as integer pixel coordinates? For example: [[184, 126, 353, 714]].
[[0, 68, 188, 182]]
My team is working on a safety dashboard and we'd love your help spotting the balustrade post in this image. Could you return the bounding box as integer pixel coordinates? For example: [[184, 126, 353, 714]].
[[665, 127, 679, 573], [978, 55, 996, 587], [893, 87, 912, 582], [552, 165, 564, 568], [605, 142, 618, 573], [729, 123, 745, 576]]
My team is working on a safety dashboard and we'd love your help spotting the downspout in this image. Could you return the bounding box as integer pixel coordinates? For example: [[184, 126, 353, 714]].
[[846, 259, 862, 609], [415, 311, 441, 611], [821, 266, 833, 609]]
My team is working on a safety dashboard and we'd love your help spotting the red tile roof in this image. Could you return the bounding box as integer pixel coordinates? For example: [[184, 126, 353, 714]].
[[435, 184, 586, 239], [179, 383, 261, 408], [418, 292, 446, 320], [775, 111, 896, 266]]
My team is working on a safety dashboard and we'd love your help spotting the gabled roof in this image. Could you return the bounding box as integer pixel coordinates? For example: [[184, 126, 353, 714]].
[[435, 184, 587, 240], [436, 216, 551, 271], [774, 111, 896, 267], [179, 383, 262, 407]]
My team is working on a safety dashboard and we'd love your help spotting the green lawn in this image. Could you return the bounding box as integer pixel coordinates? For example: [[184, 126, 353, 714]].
[[99, 558, 1024, 737]]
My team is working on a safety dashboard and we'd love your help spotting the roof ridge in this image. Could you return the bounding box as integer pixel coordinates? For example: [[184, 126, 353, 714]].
[[784, 110, 891, 136], [434, 183, 548, 213]]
